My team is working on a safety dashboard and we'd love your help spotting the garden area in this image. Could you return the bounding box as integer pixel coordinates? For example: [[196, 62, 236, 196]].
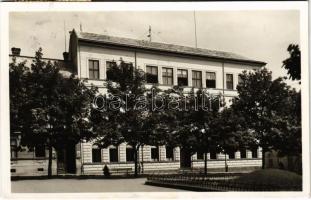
[[145, 169, 302, 191]]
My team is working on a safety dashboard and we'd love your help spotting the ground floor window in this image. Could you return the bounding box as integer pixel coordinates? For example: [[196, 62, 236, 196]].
[[166, 146, 174, 161], [228, 151, 235, 159], [151, 146, 159, 161], [10, 139, 18, 159], [126, 147, 135, 162], [35, 145, 46, 157], [92, 148, 101, 163], [110, 147, 118, 162], [240, 148, 247, 158], [197, 151, 204, 160], [251, 148, 258, 158], [210, 151, 217, 159]]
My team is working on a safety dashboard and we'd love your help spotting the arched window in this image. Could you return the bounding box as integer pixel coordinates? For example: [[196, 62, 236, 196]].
[[92, 145, 101, 163], [166, 146, 174, 161], [109, 146, 118, 162], [126, 146, 135, 162]]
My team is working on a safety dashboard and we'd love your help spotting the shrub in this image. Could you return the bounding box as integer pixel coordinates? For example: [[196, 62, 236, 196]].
[[103, 165, 111, 177]]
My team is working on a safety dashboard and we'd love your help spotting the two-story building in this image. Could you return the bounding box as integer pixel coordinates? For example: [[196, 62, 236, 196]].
[[67, 29, 266, 175], [10, 29, 266, 176]]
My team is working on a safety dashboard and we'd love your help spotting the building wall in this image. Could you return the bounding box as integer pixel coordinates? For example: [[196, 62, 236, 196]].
[[11, 159, 57, 177], [78, 44, 259, 97], [81, 140, 262, 175]]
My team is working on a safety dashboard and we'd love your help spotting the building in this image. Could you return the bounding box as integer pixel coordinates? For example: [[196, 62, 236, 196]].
[[10, 29, 266, 176]]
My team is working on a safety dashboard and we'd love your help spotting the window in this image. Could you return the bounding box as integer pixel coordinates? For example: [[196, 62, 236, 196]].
[[151, 146, 159, 161], [192, 71, 202, 87], [10, 139, 17, 159], [106, 61, 117, 80], [238, 75, 243, 85], [92, 148, 101, 163], [210, 150, 217, 160], [240, 148, 246, 159], [162, 67, 173, 85], [126, 147, 135, 162], [237, 75, 243, 89], [146, 65, 158, 84], [89, 60, 99, 79], [197, 151, 204, 160], [206, 72, 216, 88], [228, 151, 235, 159], [166, 146, 174, 161], [35, 145, 45, 157], [252, 148, 258, 158], [177, 69, 188, 86], [226, 74, 233, 90], [109, 147, 118, 162]]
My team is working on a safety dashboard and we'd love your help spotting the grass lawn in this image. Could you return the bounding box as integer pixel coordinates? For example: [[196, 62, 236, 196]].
[[234, 169, 302, 189]]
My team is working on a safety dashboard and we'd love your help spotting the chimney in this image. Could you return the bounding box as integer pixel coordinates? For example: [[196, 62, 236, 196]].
[[63, 52, 69, 61], [11, 47, 21, 56]]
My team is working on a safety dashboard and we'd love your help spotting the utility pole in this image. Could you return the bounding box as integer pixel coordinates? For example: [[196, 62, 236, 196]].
[[193, 11, 198, 48], [64, 21, 67, 52], [80, 23, 83, 32], [147, 25, 152, 42]]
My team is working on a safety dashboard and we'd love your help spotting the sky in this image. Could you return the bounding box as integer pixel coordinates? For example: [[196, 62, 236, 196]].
[[9, 11, 300, 87]]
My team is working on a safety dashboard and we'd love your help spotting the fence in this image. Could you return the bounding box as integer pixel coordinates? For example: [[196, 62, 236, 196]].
[[146, 173, 302, 191]]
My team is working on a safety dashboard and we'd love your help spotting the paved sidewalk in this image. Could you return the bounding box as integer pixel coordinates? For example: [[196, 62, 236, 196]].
[[12, 178, 184, 193]]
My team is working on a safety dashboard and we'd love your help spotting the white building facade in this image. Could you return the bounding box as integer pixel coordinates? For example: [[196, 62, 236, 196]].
[[68, 30, 266, 175], [10, 29, 266, 176]]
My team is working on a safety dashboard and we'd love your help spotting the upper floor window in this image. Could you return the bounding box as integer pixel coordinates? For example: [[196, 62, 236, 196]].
[[162, 67, 173, 85], [237, 74, 243, 89], [146, 65, 158, 84], [177, 69, 188, 86], [192, 70, 202, 88], [226, 74, 233, 90], [106, 61, 117, 80], [89, 60, 99, 80], [206, 72, 216, 88]]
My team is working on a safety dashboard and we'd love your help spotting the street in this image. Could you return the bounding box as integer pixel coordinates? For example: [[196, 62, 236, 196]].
[[11, 178, 184, 193]]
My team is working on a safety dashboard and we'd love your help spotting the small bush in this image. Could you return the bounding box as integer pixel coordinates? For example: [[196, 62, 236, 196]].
[[103, 165, 111, 177]]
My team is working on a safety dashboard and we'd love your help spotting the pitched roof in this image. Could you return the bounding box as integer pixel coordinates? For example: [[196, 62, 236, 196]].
[[75, 30, 266, 66]]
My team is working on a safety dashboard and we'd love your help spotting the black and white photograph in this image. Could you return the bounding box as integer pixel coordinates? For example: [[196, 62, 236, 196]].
[[0, 1, 309, 198]]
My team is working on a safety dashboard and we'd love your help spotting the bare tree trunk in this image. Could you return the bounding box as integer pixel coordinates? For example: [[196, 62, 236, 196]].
[[204, 153, 207, 176], [225, 153, 228, 172], [262, 147, 266, 169], [134, 145, 140, 178], [141, 145, 144, 174], [48, 138, 53, 178]]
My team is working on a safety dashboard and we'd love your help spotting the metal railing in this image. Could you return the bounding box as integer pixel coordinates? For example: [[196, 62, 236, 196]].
[[146, 173, 302, 191]]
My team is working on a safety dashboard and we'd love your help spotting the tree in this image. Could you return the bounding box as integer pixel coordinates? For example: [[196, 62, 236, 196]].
[[214, 107, 254, 172], [10, 48, 97, 177], [282, 44, 301, 82], [232, 68, 293, 169], [191, 90, 222, 175], [160, 87, 223, 174], [91, 60, 163, 177]]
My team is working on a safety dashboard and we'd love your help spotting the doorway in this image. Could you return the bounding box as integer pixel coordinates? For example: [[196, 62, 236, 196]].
[[180, 148, 192, 168], [57, 144, 76, 174]]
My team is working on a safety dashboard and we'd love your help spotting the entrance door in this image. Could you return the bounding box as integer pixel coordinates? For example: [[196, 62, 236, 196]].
[[180, 148, 192, 168], [56, 144, 76, 174], [65, 144, 76, 174]]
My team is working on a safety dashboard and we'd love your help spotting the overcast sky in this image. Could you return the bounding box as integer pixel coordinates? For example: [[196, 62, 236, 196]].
[[9, 11, 300, 87]]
